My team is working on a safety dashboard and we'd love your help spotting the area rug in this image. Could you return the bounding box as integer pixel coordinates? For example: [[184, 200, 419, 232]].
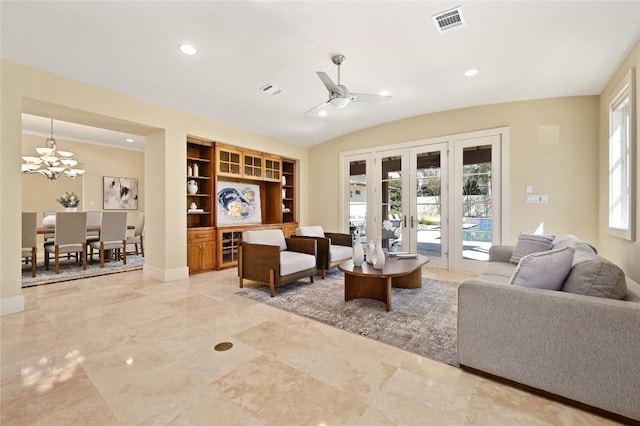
[[21, 255, 145, 288], [236, 269, 459, 366]]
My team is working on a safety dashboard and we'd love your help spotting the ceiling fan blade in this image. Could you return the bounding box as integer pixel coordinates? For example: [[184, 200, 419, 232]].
[[304, 100, 329, 115], [316, 71, 341, 94], [351, 93, 392, 102]]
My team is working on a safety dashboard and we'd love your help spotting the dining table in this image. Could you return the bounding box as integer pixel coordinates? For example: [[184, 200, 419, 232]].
[[37, 225, 135, 234]]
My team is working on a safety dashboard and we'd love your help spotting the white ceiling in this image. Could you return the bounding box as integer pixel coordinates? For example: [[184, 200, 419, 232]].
[[2, 1, 640, 148]]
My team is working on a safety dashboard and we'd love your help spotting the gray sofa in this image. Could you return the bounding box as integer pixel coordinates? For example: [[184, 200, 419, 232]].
[[458, 234, 640, 422]]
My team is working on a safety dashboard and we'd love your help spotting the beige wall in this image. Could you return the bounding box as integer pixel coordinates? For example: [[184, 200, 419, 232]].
[[309, 96, 600, 249], [22, 134, 144, 222], [598, 39, 640, 283], [1, 60, 308, 314]]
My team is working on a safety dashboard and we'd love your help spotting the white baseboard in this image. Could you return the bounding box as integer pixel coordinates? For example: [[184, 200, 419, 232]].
[[143, 264, 189, 282], [0, 295, 25, 316]]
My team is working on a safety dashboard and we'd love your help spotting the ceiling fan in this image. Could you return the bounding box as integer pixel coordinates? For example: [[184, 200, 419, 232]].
[[305, 55, 391, 114]]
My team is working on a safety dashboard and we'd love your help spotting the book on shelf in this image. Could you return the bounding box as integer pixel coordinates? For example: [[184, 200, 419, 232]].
[[188, 208, 205, 213]]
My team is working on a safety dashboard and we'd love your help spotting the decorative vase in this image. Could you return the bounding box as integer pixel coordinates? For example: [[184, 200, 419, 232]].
[[187, 180, 198, 195], [193, 163, 199, 177], [64, 207, 78, 212], [189, 202, 197, 210], [352, 232, 364, 266], [366, 240, 376, 264], [373, 236, 386, 270], [187, 165, 193, 177]]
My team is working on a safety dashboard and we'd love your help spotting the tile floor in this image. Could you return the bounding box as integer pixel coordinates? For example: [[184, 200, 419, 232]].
[[1, 267, 619, 425]]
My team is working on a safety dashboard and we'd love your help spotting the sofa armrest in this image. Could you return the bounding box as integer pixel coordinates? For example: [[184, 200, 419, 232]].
[[324, 232, 352, 247], [488, 245, 515, 263], [285, 237, 317, 257], [458, 281, 640, 420]]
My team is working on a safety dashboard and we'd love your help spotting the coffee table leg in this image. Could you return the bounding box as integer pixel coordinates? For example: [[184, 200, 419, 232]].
[[386, 277, 392, 312]]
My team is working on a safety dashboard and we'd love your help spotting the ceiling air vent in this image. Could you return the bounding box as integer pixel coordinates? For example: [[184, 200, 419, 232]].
[[432, 6, 466, 33], [259, 83, 283, 96]]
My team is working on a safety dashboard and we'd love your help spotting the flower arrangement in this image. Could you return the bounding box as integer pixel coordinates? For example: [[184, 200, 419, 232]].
[[56, 192, 80, 208]]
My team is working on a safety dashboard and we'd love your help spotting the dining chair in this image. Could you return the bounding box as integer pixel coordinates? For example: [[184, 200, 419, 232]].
[[86, 211, 102, 244], [126, 211, 145, 256], [42, 211, 56, 246], [44, 212, 87, 274], [90, 211, 128, 267], [22, 212, 38, 277]]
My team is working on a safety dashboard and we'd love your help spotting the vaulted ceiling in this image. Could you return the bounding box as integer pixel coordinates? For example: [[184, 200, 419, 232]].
[[2, 1, 639, 147]]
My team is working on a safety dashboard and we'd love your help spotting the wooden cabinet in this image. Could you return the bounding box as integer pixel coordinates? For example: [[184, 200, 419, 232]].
[[188, 138, 299, 271], [187, 228, 216, 273]]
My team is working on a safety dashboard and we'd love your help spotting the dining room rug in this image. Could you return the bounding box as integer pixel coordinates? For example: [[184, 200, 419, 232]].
[[21, 254, 145, 288], [236, 269, 460, 367]]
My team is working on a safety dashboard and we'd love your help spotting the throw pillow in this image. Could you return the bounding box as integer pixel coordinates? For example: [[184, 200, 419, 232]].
[[510, 232, 555, 264], [562, 257, 627, 299], [509, 246, 575, 290]]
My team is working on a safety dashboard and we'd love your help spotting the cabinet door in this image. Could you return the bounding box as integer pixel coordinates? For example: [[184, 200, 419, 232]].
[[187, 243, 203, 273], [202, 241, 216, 270], [217, 147, 242, 177], [243, 153, 263, 179], [264, 157, 281, 182]]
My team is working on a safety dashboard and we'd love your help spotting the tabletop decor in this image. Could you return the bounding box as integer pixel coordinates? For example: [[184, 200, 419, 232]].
[[56, 191, 80, 211]]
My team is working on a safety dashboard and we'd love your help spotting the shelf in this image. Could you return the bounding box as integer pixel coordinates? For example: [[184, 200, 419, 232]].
[[187, 156, 211, 163]]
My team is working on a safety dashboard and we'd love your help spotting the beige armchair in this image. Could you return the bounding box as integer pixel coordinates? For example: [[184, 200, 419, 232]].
[[295, 226, 352, 279], [126, 211, 145, 256], [22, 212, 38, 277], [239, 229, 317, 297]]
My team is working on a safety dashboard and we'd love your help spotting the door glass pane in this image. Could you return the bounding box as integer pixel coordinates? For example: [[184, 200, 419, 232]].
[[462, 145, 492, 261], [349, 160, 367, 243], [416, 151, 441, 258], [381, 156, 402, 252]]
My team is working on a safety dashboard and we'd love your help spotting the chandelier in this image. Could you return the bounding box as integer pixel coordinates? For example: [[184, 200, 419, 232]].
[[21, 118, 86, 180]]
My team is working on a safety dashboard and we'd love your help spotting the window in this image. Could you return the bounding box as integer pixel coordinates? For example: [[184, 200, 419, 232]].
[[608, 68, 636, 241]]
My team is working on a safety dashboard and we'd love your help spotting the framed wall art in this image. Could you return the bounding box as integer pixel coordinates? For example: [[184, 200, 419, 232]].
[[216, 181, 262, 225], [103, 176, 139, 210]]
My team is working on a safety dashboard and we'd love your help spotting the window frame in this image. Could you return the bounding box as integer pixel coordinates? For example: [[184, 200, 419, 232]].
[[608, 68, 636, 241]]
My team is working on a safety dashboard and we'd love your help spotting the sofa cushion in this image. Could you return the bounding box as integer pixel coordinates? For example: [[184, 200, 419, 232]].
[[296, 226, 325, 238], [280, 251, 316, 276], [510, 233, 555, 264], [509, 246, 575, 290], [562, 257, 627, 300], [553, 234, 598, 265], [243, 229, 287, 251], [478, 261, 517, 284]]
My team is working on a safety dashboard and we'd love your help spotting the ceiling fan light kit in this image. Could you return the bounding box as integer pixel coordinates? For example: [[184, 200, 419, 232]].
[[306, 54, 391, 115]]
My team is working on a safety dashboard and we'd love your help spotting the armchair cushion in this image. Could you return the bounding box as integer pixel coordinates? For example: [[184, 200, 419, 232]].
[[330, 244, 352, 264], [280, 250, 317, 276], [244, 229, 287, 251], [296, 226, 325, 238]]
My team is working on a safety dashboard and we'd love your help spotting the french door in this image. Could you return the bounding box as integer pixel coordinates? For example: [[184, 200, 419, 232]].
[[342, 130, 504, 273]]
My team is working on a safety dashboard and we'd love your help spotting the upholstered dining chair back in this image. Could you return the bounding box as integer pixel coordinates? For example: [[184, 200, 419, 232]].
[[22, 212, 37, 250], [90, 211, 128, 267], [54, 212, 88, 246], [126, 212, 145, 256], [99, 211, 128, 242], [22, 212, 38, 277], [86, 211, 103, 241]]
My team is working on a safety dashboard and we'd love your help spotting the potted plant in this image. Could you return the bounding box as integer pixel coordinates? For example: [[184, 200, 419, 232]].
[[56, 192, 80, 211]]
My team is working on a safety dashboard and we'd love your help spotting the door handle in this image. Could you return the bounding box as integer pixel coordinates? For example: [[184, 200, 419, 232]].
[[403, 215, 407, 228], [410, 215, 415, 229]]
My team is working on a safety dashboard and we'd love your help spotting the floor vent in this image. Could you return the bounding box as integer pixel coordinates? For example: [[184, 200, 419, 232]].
[[432, 6, 466, 33]]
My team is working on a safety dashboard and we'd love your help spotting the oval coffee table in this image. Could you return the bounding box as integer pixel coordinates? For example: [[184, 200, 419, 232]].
[[338, 254, 429, 312]]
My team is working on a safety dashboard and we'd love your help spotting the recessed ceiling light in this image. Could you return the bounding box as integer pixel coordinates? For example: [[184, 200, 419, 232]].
[[464, 69, 479, 77], [178, 44, 198, 55], [125, 138, 134, 143], [318, 110, 328, 117], [379, 90, 390, 97]]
